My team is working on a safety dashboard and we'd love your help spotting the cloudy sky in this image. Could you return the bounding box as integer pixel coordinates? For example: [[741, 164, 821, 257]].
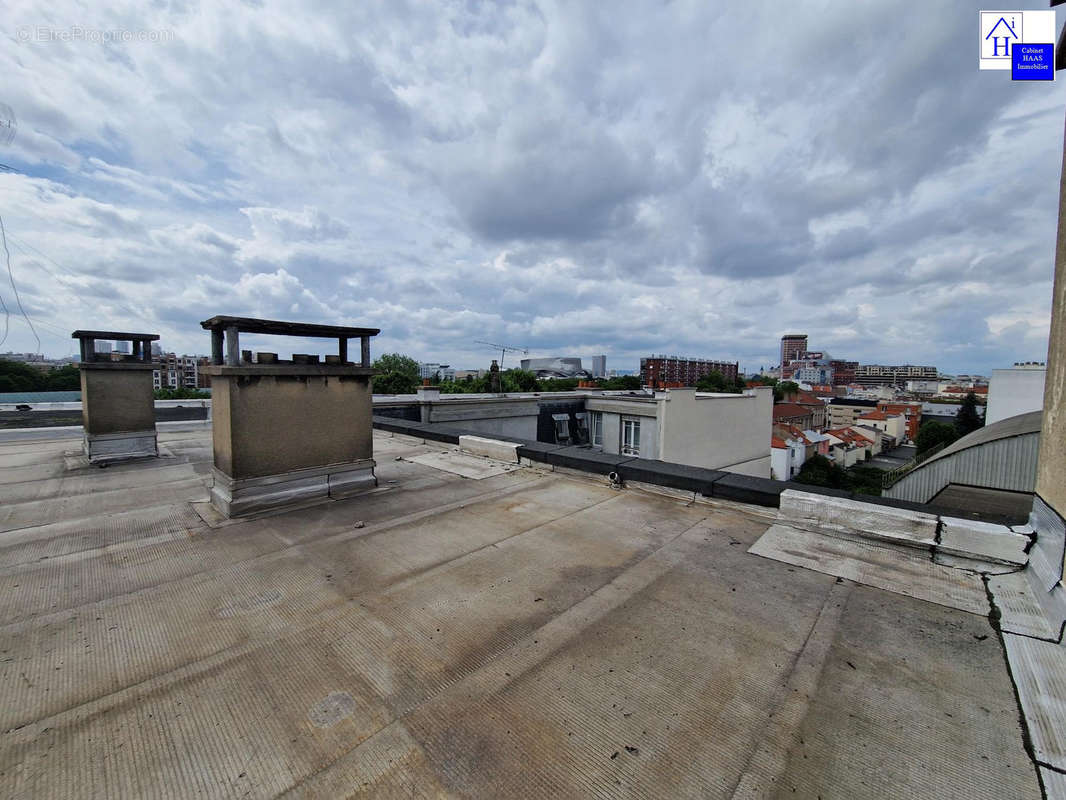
[[0, 1, 1063, 375]]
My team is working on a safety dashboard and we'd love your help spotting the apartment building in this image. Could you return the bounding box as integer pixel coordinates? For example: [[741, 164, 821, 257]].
[[856, 409, 906, 446], [419, 362, 456, 382], [877, 401, 923, 441], [640, 355, 739, 386], [827, 397, 880, 428], [153, 353, 204, 390], [854, 364, 938, 388]]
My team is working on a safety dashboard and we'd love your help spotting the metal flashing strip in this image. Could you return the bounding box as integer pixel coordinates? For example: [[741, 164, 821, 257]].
[[988, 570, 1065, 641], [1003, 632, 1066, 773], [1041, 767, 1066, 800], [1031, 495, 1066, 592], [748, 524, 988, 615]]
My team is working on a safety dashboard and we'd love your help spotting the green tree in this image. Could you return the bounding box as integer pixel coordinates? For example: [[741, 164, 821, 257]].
[[915, 420, 959, 456], [696, 370, 728, 392], [373, 371, 417, 394], [955, 391, 985, 437], [371, 353, 420, 395], [794, 454, 849, 490], [774, 380, 800, 403], [793, 454, 883, 496], [44, 365, 81, 391], [504, 369, 540, 392], [0, 360, 46, 393], [154, 387, 210, 400], [537, 377, 580, 392], [600, 375, 641, 390]]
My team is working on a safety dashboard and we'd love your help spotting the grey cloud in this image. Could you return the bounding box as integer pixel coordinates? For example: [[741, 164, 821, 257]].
[[0, 1, 1059, 373]]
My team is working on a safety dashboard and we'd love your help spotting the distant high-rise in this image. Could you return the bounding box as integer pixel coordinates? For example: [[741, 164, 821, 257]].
[[151, 342, 162, 358], [779, 334, 807, 369], [114, 341, 131, 354], [94, 341, 112, 354], [591, 355, 607, 378]]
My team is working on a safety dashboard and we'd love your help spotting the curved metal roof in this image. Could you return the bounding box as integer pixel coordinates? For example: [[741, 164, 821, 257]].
[[922, 410, 1042, 467]]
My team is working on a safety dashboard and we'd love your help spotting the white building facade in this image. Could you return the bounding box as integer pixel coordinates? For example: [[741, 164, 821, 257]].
[[986, 363, 1046, 425], [584, 387, 772, 477]]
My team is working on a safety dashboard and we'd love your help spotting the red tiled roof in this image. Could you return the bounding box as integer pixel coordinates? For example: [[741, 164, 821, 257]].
[[858, 410, 890, 421], [879, 403, 921, 415], [774, 423, 811, 445], [771, 436, 787, 449], [825, 428, 870, 446], [772, 403, 811, 420]]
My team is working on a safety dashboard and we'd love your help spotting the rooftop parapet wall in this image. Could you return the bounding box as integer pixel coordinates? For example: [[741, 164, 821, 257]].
[[201, 316, 380, 517]]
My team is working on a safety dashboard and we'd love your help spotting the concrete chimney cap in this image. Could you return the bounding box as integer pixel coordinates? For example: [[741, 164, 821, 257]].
[[199, 316, 379, 339], [71, 330, 160, 341]]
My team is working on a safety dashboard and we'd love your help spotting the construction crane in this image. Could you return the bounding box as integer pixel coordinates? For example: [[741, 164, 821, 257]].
[[474, 339, 529, 369]]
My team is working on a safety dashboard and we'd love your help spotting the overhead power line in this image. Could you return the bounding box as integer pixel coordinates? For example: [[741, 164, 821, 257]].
[[0, 214, 40, 353]]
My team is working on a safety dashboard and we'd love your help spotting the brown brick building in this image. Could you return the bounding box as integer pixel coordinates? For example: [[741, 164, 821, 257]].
[[829, 359, 858, 386], [640, 356, 739, 387]]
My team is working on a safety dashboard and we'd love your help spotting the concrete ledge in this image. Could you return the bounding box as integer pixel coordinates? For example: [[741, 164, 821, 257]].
[[84, 430, 158, 464], [413, 425, 461, 444], [616, 459, 725, 494], [371, 417, 460, 444], [779, 489, 938, 547], [938, 517, 1029, 566], [372, 416, 422, 435], [515, 441, 567, 464], [711, 474, 786, 507], [458, 435, 520, 463], [789, 484, 852, 501], [545, 447, 634, 476]]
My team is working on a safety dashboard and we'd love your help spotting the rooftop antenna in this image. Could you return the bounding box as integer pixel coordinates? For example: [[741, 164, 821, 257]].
[[474, 339, 528, 369]]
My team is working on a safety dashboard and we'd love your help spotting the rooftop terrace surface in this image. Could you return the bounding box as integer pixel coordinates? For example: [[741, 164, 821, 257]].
[[0, 427, 1040, 798]]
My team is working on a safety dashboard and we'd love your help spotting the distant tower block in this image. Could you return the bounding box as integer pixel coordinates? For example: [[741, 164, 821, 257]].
[[200, 316, 380, 517], [71, 329, 160, 464]]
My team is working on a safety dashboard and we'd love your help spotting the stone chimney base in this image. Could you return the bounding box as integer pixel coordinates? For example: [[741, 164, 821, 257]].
[[209, 458, 377, 517], [84, 430, 158, 464]]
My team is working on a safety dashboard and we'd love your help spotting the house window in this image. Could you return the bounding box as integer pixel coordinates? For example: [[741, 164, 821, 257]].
[[573, 412, 590, 445], [551, 413, 571, 445], [621, 417, 641, 456], [590, 412, 603, 446]]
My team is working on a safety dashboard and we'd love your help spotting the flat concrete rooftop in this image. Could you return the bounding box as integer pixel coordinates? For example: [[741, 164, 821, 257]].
[[0, 426, 1043, 797]]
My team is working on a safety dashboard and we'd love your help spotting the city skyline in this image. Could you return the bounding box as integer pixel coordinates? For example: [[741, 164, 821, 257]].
[[0, 3, 1061, 375]]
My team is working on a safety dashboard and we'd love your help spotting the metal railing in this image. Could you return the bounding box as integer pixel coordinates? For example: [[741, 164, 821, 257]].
[[881, 441, 948, 490]]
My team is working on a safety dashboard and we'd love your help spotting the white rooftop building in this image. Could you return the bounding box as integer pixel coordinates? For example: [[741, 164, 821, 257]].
[[986, 362, 1047, 425]]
